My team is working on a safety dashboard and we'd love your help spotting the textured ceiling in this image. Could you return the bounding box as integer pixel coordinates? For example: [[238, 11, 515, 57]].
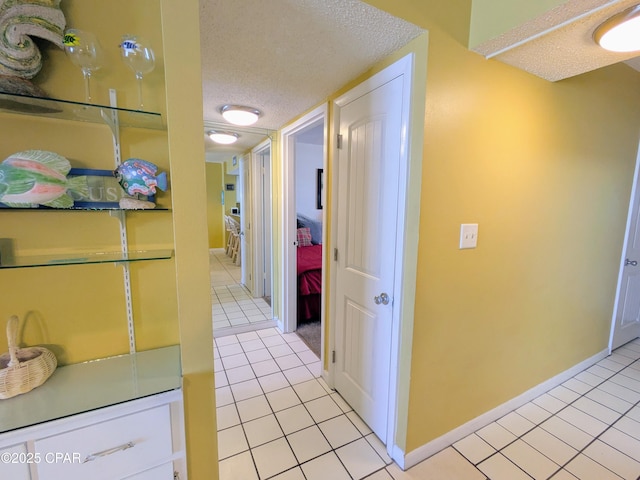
[[199, 0, 424, 157], [472, 0, 640, 82]]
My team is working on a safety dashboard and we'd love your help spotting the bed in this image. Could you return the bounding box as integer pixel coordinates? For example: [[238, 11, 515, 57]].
[[296, 213, 323, 323], [297, 244, 323, 322]]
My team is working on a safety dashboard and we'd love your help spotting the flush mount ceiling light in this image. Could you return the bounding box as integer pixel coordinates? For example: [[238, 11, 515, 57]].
[[208, 130, 239, 145], [594, 4, 640, 52], [220, 105, 262, 126]]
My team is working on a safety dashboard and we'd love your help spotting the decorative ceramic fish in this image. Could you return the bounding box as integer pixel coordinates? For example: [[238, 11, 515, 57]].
[[0, 150, 87, 208], [114, 158, 167, 197]]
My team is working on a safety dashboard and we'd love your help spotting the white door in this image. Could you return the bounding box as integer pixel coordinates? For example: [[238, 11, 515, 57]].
[[334, 73, 404, 440], [240, 154, 253, 293], [611, 143, 640, 349], [251, 142, 272, 300], [261, 149, 272, 299]]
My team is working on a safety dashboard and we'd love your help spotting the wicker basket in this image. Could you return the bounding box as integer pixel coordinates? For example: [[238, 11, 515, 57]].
[[0, 315, 57, 399]]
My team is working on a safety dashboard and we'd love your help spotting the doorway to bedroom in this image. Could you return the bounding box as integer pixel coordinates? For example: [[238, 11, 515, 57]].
[[282, 105, 327, 361]]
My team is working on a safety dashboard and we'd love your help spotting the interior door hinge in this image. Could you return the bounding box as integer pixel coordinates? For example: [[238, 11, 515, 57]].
[[337, 134, 343, 149], [334, 248, 338, 261], [332, 350, 336, 364]]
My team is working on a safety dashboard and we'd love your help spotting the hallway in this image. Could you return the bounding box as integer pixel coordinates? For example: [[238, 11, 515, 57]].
[[215, 327, 640, 479]]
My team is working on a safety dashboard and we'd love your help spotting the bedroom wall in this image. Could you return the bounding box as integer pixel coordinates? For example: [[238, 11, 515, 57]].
[[295, 142, 323, 221]]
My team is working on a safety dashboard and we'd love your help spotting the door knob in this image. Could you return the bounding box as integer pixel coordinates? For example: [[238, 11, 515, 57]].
[[626, 258, 638, 266], [374, 293, 390, 305]]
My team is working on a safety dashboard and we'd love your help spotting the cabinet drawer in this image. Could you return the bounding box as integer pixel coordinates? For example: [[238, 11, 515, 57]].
[[123, 462, 174, 479], [35, 405, 172, 480], [0, 443, 31, 480]]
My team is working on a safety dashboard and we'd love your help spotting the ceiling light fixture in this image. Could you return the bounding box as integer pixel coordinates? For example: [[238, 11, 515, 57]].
[[220, 105, 262, 126], [594, 4, 640, 52], [208, 130, 239, 145]]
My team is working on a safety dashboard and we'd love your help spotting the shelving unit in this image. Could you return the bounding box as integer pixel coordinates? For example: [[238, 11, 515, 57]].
[[0, 90, 173, 355], [0, 92, 165, 130], [0, 90, 185, 478], [0, 249, 173, 269], [0, 3, 215, 477]]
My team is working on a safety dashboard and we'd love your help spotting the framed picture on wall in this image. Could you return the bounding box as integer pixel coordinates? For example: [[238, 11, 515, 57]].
[[317, 169, 323, 210]]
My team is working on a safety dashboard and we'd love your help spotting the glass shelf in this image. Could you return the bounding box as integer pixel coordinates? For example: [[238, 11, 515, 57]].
[[0, 206, 170, 211], [0, 249, 173, 269], [0, 92, 165, 130], [0, 346, 182, 434]]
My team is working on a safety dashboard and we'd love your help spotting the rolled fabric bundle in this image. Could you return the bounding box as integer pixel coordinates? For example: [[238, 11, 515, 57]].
[[0, 0, 66, 79]]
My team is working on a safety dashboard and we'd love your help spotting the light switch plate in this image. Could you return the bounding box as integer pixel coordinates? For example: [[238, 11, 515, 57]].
[[460, 224, 478, 249]]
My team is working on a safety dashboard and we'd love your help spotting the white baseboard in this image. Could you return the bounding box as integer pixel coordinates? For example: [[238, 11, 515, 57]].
[[401, 348, 609, 470], [391, 444, 407, 470], [213, 319, 278, 338]]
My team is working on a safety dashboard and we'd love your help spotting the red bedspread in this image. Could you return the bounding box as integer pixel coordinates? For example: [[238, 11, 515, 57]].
[[297, 245, 322, 321], [297, 245, 322, 295]]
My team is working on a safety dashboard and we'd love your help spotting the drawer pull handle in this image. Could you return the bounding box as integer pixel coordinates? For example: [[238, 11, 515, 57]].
[[83, 441, 136, 463]]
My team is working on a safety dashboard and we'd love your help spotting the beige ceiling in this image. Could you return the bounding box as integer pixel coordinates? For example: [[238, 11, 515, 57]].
[[199, 0, 424, 158], [471, 0, 640, 82]]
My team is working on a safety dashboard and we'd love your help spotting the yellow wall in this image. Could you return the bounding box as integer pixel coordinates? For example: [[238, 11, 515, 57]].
[[469, 0, 565, 48], [206, 162, 225, 248], [0, 0, 217, 477], [160, 1, 217, 476], [360, 0, 640, 453]]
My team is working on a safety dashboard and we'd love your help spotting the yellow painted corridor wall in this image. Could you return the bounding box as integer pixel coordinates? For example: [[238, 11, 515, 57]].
[[363, 0, 640, 453], [206, 162, 225, 248]]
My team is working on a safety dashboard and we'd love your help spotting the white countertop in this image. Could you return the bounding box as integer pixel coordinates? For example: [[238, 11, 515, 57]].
[[0, 345, 181, 433]]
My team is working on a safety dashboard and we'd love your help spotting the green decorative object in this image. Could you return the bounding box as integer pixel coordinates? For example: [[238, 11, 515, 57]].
[[0, 0, 66, 86], [0, 150, 88, 208]]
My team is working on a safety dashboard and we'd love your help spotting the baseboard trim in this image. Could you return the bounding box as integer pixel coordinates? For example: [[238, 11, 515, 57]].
[[402, 348, 609, 470], [391, 444, 407, 470], [213, 319, 278, 338]]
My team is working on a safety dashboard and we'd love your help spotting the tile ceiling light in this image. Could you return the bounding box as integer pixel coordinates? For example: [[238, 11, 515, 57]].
[[594, 4, 640, 52], [220, 105, 262, 126], [208, 130, 239, 145]]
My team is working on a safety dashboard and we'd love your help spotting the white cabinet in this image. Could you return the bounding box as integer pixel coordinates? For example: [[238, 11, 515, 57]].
[[0, 389, 185, 480], [35, 404, 172, 480], [0, 443, 31, 480], [124, 463, 175, 479]]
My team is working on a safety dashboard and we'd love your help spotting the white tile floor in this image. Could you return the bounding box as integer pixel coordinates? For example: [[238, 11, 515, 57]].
[[210, 248, 242, 287], [210, 248, 275, 334], [215, 327, 393, 480], [216, 329, 640, 480], [212, 284, 272, 330]]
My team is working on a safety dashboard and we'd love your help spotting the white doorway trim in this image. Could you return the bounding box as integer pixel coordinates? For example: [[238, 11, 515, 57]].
[[609, 137, 640, 352], [328, 52, 421, 463], [280, 104, 328, 337], [251, 138, 273, 301]]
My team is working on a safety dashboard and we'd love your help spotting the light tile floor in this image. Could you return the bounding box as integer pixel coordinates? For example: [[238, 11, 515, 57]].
[[216, 329, 640, 480], [210, 248, 242, 288], [216, 327, 393, 480], [210, 248, 274, 334], [212, 284, 272, 330]]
